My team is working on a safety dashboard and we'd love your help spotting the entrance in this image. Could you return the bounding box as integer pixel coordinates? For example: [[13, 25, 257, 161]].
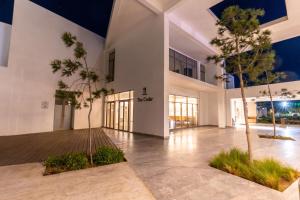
[[104, 91, 133, 132], [169, 95, 198, 129], [53, 98, 73, 131]]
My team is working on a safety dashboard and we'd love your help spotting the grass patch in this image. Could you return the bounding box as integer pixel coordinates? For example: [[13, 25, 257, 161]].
[[210, 148, 300, 191], [259, 135, 295, 141], [44, 147, 125, 175]]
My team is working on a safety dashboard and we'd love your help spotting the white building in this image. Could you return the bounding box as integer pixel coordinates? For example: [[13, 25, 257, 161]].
[[1, 0, 300, 138]]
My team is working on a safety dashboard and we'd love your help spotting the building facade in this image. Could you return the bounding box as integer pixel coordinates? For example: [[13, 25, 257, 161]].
[[1, 0, 300, 137]]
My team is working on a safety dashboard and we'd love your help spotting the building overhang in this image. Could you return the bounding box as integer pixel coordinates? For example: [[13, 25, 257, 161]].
[[168, 71, 222, 93]]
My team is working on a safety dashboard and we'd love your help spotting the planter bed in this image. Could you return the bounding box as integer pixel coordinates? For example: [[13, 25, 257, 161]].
[[210, 148, 300, 192], [44, 146, 125, 175]]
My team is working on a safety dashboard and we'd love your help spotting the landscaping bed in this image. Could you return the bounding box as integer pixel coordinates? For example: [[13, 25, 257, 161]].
[[44, 146, 125, 175], [258, 135, 295, 141], [210, 148, 300, 192]]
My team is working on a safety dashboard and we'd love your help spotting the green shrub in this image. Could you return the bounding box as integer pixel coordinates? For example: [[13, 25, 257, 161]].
[[93, 146, 124, 166], [210, 148, 300, 191], [64, 153, 89, 170], [44, 155, 65, 168], [44, 152, 88, 174]]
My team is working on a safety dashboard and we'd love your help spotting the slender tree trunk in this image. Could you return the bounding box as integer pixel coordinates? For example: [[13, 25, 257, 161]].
[[236, 38, 253, 163], [60, 98, 66, 129], [267, 84, 276, 137], [84, 57, 93, 165], [239, 72, 253, 162], [265, 72, 276, 137], [88, 100, 93, 165]]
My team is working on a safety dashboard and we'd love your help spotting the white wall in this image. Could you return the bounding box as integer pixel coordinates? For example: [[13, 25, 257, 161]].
[[0, 22, 11, 67], [105, 13, 169, 137], [0, 0, 105, 135]]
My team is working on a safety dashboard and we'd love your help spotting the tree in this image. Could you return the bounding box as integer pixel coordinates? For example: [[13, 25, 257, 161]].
[[208, 6, 275, 162], [51, 32, 107, 164], [258, 71, 286, 137]]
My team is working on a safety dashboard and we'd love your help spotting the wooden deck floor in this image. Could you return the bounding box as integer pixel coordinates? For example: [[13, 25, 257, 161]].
[[0, 128, 116, 166]]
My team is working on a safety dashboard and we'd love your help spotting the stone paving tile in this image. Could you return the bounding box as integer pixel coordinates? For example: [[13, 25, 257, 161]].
[[0, 162, 155, 200], [105, 125, 300, 200]]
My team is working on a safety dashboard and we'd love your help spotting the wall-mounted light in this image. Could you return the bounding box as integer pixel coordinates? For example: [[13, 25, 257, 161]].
[[138, 87, 153, 102]]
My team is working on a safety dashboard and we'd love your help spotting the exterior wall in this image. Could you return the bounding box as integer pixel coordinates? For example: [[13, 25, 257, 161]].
[[105, 14, 169, 137], [0, 0, 105, 136], [226, 81, 300, 126]]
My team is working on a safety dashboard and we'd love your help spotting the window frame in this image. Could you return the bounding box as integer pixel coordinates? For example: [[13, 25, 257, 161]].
[[169, 48, 198, 80], [107, 50, 115, 82]]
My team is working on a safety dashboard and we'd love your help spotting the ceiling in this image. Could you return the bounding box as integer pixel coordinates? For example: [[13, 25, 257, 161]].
[[166, 0, 300, 85], [168, 0, 300, 48]]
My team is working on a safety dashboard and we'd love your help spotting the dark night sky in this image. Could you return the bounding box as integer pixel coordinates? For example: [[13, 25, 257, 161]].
[[1, 0, 114, 38], [1, 0, 300, 85], [210, 0, 300, 87]]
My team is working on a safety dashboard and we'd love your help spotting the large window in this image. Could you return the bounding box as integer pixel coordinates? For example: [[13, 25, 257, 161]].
[[169, 49, 198, 79], [104, 91, 134, 132], [200, 64, 206, 82], [107, 51, 115, 82], [169, 95, 198, 129], [0, 23, 12, 67]]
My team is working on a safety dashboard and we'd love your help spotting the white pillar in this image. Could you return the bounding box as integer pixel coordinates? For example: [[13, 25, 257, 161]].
[[217, 90, 226, 128], [163, 13, 170, 138]]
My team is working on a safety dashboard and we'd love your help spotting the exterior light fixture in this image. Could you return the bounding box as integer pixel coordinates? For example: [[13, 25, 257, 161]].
[[137, 87, 153, 102], [281, 101, 288, 108]]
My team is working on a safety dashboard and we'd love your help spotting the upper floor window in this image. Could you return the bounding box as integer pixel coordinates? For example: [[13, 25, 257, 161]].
[[200, 64, 205, 82], [107, 50, 115, 82], [0, 23, 11, 67], [169, 49, 197, 79], [0, 0, 14, 67]]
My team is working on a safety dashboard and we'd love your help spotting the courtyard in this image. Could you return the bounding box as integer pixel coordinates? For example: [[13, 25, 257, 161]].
[[0, 126, 299, 199], [105, 126, 300, 200]]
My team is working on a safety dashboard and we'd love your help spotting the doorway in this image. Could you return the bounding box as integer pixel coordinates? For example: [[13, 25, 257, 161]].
[[104, 91, 133, 132], [53, 98, 73, 131], [169, 95, 198, 129]]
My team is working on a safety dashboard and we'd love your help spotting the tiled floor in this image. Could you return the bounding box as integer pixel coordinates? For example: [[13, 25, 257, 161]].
[[105, 125, 300, 200], [0, 162, 155, 200], [0, 128, 116, 166]]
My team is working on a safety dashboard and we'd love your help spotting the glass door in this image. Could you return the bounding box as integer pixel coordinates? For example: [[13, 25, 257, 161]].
[[105, 102, 115, 128], [104, 91, 134, 132], [169, 95, 198, 129], [118, 100, 130, 131]]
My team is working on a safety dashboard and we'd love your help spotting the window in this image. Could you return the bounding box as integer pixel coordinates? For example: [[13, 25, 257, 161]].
[[104, 91, 134, 132], [200, 64, 205, 82], [0, 23, 12, 67], [169, 95, 198, 129], [169, 49, 197, 79], [0, 0, 13, 67], [107, 51, 115, 82], [169, 49, 175, 71]]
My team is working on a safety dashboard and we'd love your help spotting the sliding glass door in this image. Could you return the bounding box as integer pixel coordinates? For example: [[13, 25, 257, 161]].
[[169, 95, 198, 129], [104, 91, 133, 132]]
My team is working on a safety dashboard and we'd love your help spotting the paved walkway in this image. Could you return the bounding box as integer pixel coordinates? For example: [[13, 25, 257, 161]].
[[105, 126, 300, 200], [0, 128, 115, 166], [0, 162, 155, 200]]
